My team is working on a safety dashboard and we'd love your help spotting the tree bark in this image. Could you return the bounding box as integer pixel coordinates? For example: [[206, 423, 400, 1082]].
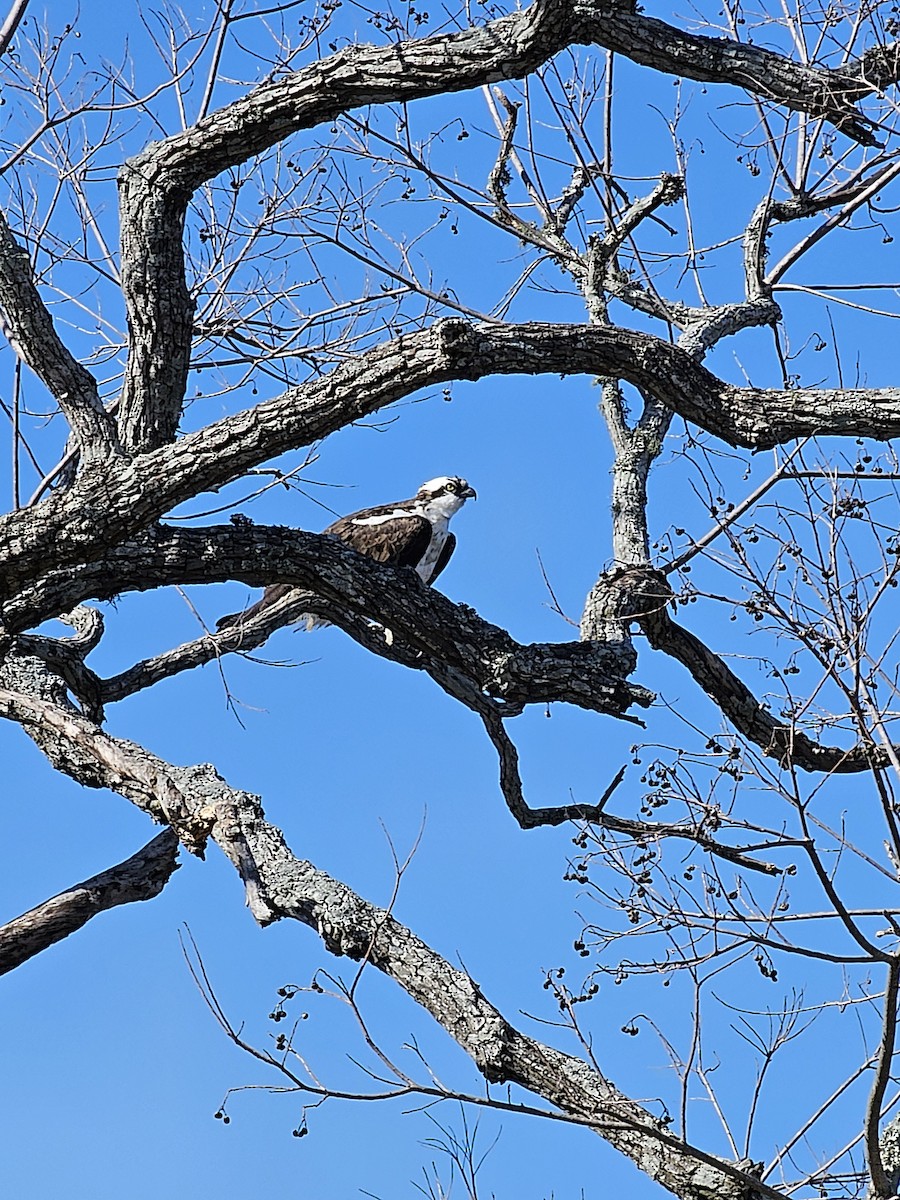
[[0, 830, 179, 975]]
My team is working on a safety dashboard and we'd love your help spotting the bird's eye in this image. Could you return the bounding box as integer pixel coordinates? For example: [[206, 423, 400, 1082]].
[[445, 482, 458, 493]]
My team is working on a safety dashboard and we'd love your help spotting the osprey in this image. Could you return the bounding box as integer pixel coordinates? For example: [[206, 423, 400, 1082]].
[[217, 475, 476, 631]]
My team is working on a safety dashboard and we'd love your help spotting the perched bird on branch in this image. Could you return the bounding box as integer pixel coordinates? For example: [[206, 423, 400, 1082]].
[[216, 475, 477, 632]]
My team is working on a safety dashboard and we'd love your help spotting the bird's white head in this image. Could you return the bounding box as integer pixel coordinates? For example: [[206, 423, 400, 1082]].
[[416, 476, 477, 519]]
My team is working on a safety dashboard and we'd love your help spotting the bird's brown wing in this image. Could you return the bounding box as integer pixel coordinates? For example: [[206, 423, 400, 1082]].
[[327, 513, 432, 569], [425, 532, 456, 584], [216, 512, 431, 631]]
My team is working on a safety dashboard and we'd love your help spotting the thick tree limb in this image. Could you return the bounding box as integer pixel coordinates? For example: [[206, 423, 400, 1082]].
[[0, 213, 120, 462], [5, 319, 900, 603], [16, 606, 107, 721], [9, 527, 883, 789], [243, 823, 776, 1200], [479, 707, 782, 870], [0, 655, 770, 1200], [0, 684, 215, 855], [0, 830, 179, 975], [114, 0, 894, 452], [182, 317, 900, 450], [115, 0, 591, 452], [6, 524, 650, 720], [162, 2, 892, 191], [590, 13, 893, 146], [632, 569, 886, 774]]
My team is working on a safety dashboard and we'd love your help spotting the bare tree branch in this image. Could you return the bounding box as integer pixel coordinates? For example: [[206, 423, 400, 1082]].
[[0, 830, 179, 975], [590, 12, 896, 146], [112, 0, 900, 452], [0, 213, 120, 461], [0, 651, 776, 1200], [4, 524, 649, 719], [634, 568, 888, 774], [0, 0, 29, 60], [7, 318, 900, 606], [5, 4, 900, 1192]]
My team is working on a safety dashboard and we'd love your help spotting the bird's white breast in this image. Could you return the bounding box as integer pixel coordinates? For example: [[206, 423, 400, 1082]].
[[414, 515, 450, 582]]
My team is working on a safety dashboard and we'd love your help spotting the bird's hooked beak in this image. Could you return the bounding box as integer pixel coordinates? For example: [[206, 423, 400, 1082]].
[[462, 485, 477, 500]]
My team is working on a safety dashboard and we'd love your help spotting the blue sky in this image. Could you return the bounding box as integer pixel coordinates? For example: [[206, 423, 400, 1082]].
[[3, 1, 900, 1197]]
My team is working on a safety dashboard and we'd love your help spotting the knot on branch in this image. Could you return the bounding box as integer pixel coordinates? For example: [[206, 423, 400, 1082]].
[[581, 565, 673, 642], [127, 769, 214, 859], [434, 316, 477, 364], [481, 639, 650, 714], [657, 171, 684, 200], [58, 605, 105, 654], [733, 1158, 764, 1180], [608, 565, 673, 621], [317, 915, 375, 960], [857, 42, 900, 93], [879, 1111, 900, 1197], [14, 608, 107, 723], [463, 1006, 516, 1085]]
